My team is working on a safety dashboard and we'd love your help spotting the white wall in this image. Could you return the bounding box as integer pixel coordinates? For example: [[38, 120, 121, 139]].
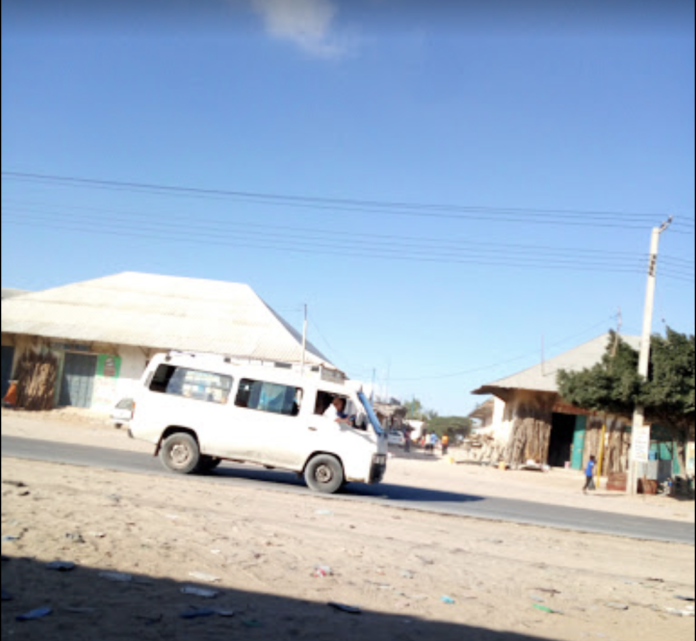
[[91, 345, 148, 413], [474, 396, 513, 443], [115, 345, 148, 401]]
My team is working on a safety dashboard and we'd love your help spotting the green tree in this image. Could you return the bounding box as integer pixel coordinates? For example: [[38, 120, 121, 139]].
[[557, 329, 695, 475], [407, 397, 423, 419], [426, 416, 474, 439], [642, 329, 696, 474], [404, 397, 439, 422]]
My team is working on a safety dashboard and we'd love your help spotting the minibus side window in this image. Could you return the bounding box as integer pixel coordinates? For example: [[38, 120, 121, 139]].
[[235, 379, 302, 416], [149, 364, 233, 404]]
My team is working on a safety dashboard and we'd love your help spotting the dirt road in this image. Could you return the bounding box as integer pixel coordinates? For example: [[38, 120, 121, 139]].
[[1, 456, 694, 641]]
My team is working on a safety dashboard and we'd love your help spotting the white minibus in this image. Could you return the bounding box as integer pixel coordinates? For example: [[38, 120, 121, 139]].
[[128, 351, 388, 493]]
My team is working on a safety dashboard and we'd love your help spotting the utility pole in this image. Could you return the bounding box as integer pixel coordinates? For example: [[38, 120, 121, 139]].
[[300, 304, 308, 376], [627, 217, 673, 495], [370, 368, 376, 403]]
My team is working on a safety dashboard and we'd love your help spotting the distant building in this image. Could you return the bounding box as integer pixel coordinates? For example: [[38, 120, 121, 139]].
[[1, 272, 342, 413], [372, 401, 407, 430], [471, 333, 684, 478], [468, 398, 496, 435]]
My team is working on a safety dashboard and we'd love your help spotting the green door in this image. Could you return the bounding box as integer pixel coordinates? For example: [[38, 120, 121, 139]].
[[571, 415, 587, 470]]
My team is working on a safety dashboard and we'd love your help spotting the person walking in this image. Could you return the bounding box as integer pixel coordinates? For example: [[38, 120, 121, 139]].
[[583, 455, 597, 493], [428, 431, 438, 455], [441, 434, 449, 456]]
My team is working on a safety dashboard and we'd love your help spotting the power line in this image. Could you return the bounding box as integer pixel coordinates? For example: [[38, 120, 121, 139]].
[[5, 209, 692, 284], [0, 198, 665, 259], [661, 254, 696, 265], [3, 170, 693, 231], [6, 198, 692, 271], [1, 214, 656, 275], [389, 315, 620, 382], [654, 259, 695, 273], [659, 265, 696, 277], [1, 206, 656, 269], [307, 318, 372, 378], [658, 271, 695, 284]]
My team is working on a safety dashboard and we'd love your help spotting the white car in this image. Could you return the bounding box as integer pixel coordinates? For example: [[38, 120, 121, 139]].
[[387, 430, 406, 447], [111, 398, 134, 428]]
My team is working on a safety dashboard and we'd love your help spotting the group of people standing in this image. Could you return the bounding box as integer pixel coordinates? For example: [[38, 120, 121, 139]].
[[420, 432, 449, 455]]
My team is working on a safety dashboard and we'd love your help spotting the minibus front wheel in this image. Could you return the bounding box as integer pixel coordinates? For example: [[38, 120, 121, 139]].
[[304, 454, 344, 494]]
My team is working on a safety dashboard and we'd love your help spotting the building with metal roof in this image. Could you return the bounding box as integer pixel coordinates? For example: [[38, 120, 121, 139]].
[[471, 333, 642, 473], [473, 333, 641, 397], [1, 272, 340, 413]]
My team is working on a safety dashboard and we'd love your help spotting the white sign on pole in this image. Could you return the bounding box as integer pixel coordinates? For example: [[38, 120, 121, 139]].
[[632, 425, 651, 463]]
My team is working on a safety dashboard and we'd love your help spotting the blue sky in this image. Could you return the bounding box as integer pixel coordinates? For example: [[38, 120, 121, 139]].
[[2, 1, 694, 415]]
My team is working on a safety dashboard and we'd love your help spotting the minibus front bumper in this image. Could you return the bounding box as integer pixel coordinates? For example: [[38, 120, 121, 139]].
[[369, 454, 387, 484]]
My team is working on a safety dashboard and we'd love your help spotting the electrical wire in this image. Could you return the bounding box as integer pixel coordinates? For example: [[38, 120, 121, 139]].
[[3, 170, 693, 231], [307, 318, 372, 378], [388, 315, 621, 382], [1, 206, 656, 270], [662, 255, 696, 267], [0, 198, 664, 260], [1, 214, 658, 275], [5, 198, 693, 272]]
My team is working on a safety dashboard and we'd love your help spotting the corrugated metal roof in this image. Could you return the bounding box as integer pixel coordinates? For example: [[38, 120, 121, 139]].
[[472, 333, 642, 395], [1, 272, 338, 370]]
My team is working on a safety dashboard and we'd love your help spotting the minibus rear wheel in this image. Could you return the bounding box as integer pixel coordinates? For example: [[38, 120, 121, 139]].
[[159, 432, 201, 474], [304, 454, 344, 494]]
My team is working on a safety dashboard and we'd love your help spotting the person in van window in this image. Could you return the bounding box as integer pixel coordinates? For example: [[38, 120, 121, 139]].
[[323, 397, 353, 425]]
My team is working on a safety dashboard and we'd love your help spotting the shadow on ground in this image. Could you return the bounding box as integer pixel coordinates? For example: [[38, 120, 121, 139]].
[[210, 465, 486, 504], [1, 555, 556, 641]]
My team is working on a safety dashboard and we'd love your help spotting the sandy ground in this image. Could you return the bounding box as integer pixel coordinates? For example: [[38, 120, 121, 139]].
[[1, 410, 695, 641], [2, 408, 694, 523], [1, 457, 695, 641]]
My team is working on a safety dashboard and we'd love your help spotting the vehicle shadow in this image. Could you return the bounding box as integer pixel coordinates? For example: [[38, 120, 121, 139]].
[[210, 465, 486, 504], [348, 482, 486, 504], [0, 555, 556, 641]]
